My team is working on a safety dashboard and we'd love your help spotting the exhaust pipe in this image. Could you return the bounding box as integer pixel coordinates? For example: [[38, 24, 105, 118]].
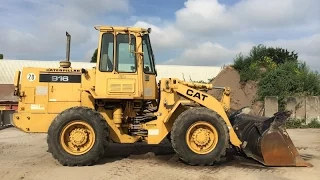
[[59, 31, 71, 68], [66, 32, 71, 63]]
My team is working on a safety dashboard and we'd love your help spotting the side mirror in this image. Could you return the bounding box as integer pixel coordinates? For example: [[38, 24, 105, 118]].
[[81, 68, 87, 74]]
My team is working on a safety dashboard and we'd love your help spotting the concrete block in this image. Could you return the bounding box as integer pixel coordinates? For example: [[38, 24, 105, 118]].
[[295, 96, 306, 120], [264, 96, 278, 117], [0, 110, 14, 126], [285, 96, 306, 120], [285, 96, 297, 118], [306, 96, 320, 124]]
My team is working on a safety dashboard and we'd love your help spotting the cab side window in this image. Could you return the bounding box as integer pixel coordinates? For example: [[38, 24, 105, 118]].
[[99, 33, 114, 72], [116, 34, 136, 73], [142, 35, 155, 74]]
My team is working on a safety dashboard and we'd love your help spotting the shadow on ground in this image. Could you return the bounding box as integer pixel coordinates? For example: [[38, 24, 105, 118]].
[[97, 139, 176, 164], [96, 139, 273, 170]]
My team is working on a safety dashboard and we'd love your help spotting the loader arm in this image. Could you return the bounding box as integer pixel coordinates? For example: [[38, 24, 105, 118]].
[[172, 79, 242, 147], [170, 79, 312, 167]]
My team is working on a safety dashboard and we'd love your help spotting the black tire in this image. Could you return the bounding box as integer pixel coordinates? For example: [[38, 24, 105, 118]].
[[47, 106, 109, 166], [170, 107, 229, 165]]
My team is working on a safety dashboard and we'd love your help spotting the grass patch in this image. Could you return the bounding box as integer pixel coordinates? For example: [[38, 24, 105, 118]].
[[285, 118, 320, 129]]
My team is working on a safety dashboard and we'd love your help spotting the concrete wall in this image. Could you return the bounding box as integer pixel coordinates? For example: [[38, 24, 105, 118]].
[[264, 96, 320, 124]]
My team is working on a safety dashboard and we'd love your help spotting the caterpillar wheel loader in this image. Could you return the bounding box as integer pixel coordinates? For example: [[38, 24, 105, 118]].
[[12, 25, 312, 167]]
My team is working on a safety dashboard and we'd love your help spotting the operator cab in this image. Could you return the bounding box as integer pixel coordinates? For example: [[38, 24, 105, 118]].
[[93, 26, 158, 100]]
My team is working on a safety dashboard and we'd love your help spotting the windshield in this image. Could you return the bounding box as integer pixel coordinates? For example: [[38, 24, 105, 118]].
[[99, 32, 155, 74], [142, 34, 156, 74], [116, 33, 136, 73]]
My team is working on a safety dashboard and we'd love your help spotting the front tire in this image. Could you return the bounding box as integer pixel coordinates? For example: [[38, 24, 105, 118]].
[[171, 107, 229, 165], [47, 106, 109, 166]]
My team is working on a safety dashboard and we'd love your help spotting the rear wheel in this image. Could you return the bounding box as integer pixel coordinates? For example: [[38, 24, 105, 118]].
[[171, 107, 229, 165], [47, 106, 109, 166]]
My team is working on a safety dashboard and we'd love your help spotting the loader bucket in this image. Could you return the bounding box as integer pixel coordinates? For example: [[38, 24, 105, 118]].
[[228, 109, 313, 167]]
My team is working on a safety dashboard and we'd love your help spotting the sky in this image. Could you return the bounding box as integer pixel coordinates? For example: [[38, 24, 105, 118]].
[[0, 0, 319, 70]]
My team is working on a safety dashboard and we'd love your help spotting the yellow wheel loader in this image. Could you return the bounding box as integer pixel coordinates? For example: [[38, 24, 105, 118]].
[[12, 26, 312, 167]]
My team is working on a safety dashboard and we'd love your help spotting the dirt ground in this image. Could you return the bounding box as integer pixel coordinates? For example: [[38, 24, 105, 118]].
[[0, 127, 319, 180]]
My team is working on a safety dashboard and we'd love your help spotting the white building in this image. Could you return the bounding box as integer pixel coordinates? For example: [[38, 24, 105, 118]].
[[0, 59, 223, 84]]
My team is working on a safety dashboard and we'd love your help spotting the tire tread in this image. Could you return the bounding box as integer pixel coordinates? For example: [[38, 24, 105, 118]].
[[47, 106, 109, 166]]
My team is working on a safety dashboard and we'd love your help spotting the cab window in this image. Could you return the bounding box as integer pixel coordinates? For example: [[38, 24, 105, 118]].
[[116, 34, 136, 73], [142, 34, 155, 74], [99, 33, 114, 72]]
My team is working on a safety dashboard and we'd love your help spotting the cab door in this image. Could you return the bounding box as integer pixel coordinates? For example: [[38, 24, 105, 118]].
[[94, 32, 143, 99], [141, 34, 157, 100]]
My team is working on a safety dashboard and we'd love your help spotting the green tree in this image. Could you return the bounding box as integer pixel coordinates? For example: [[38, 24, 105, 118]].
[[257, 61, 320, 110], [232, 44, 320, 111], [233, 44, 299, 82], [0, 54, 3, 59], [91, 48, 98, 63]]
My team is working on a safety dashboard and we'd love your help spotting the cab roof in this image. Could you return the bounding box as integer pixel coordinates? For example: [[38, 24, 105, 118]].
[[94, 25, 150, 33]]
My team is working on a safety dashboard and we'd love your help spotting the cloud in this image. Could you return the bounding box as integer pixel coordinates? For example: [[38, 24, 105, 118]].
[[163, 33, 320, 69], [136, 0, 320, 68], [1, 0, 319, 71], [175, 0, 320, 34], [175, 0, 236, 34], [163, 41, 254, 66], [0, 0, 131, 60], [133, 21, 187, 51], [264, 33, 320, 70]]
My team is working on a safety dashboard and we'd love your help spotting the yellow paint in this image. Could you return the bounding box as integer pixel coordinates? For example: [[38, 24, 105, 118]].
[[13, 71, 21, 97], [173, 79, 242, 147], [60, 121, 96, 155], [186, 121, 219, 154], [80, 91, 95, 109], [98, 107, 139, 143], [47, 102, 81, 114], [48, 83, 81, 102], [143, 100, 188, 144], [13, 113, 58, 132]]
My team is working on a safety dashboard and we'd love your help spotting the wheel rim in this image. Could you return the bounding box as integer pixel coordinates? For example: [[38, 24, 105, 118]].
[[60, 121, 96, 155], [186, 121, 219, 154]]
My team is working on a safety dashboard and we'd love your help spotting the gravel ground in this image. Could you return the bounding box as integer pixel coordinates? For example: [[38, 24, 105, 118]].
[[0, 127, 319, 180]]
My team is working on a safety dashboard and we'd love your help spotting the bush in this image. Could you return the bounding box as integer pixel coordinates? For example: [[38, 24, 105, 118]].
[[286, 118, 320, 129], [232, 44, 320, 111], [257, 61, 320, 110]]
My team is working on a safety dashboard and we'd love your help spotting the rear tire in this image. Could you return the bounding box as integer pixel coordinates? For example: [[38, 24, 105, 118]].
[[171, 107, 229, 165], [47, 106, 109, 166]]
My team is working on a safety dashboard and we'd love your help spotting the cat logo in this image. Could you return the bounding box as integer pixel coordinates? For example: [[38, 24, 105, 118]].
[[186, 89, 208, 101]]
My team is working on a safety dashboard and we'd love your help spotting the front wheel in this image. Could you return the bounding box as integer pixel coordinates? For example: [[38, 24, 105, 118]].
[[47, 106, 109, 166], [170, 107, 230, 165]]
